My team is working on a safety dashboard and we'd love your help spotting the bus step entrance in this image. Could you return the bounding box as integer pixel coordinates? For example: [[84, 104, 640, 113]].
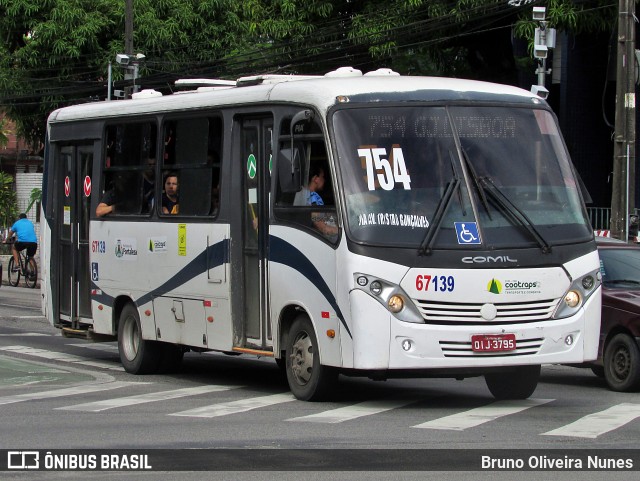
[[61, 327, 90, 339]]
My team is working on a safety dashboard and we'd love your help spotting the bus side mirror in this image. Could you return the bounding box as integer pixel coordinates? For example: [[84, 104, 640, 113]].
[[278, 146, 302, 193]]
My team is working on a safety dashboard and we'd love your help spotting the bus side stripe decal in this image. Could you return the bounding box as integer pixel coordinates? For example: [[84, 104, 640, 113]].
[[90, 238, 229, 307], [269, 236, 351, 338]]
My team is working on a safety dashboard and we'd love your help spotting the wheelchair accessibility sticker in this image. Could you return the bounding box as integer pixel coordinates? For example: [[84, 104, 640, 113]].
[[454, 222, 481, 245], [91, 262, 99, 281]]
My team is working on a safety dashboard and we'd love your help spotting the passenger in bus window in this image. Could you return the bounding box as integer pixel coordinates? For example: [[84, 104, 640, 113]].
[[96, 173, 124, 217], [306, 164, 338, 238], [162, 172, 179, 214]]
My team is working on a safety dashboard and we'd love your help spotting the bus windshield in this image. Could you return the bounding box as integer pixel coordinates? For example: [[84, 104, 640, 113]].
[[332, 105, 592, 249]]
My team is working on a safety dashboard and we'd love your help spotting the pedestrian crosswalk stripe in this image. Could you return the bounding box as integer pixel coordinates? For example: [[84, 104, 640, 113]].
[[541, 403, 640, 438], [0, 332, 49, 336], [57, 385, 242, 412], [66, 343, 118, 352], [0, 381, 143, 406], [412, 398, 555, 430], [287, 398, 418, 423], [170, 392, 296, 418], [0, 345, 124, 371]]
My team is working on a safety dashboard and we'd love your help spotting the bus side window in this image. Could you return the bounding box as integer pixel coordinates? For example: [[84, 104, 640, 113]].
[[275, 138, 339, 241], [100, 122, 156, 217], [161, 116, 222, 217]]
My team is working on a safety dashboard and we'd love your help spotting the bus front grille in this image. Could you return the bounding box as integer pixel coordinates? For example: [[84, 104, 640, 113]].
[[439, 338, 544, 357], [412, 298, 559, 325]]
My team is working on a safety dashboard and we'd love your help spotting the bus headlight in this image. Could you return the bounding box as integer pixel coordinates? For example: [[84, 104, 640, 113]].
[[353, 273, 424, 323], [564, 290, 581, 308], [553, 267, 601, 319], [388, 295, 404, 313]]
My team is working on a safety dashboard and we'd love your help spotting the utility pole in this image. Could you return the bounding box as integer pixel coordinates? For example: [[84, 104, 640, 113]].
[[610, 0, 636, 241], [124, 0, 135, 97], [125, 0, 134, 55]]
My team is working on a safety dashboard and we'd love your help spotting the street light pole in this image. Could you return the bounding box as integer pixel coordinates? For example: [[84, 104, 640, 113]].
[[610, 0, 636, 241]]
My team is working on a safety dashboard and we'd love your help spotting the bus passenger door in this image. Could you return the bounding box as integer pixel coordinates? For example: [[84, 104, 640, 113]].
[[55, 145, 93, 327], [239, 117, 273, 349]]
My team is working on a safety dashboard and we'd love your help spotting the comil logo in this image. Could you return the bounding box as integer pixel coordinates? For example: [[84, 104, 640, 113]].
[[8, 451, 39, 469], [487, 279, 502, 294]]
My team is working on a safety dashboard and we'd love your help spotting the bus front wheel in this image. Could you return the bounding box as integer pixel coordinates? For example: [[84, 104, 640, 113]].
[[285, 315, 337, 401], [117, 303, 160, 374], [484, 365, 540, 400]]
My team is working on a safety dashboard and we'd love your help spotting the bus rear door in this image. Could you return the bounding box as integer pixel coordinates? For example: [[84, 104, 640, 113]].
[[53, 144, 93, 328]]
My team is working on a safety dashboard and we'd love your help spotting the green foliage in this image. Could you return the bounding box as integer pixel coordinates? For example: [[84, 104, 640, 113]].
[[513, 0, 616, 55], [0, 117, 9, 147], [0, 172, 18, 230], [0, 0, 620, 148], [25, 187, 42, 216]]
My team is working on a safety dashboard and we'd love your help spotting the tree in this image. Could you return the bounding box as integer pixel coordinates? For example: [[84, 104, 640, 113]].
[[25, 187, 42, 217], [0, 0, 619, 149], [0, 172, 18, 229], [0, 117, 9, 147]]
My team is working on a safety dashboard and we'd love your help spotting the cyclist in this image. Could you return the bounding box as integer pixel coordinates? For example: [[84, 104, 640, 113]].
[[8, 213, 38, 272]]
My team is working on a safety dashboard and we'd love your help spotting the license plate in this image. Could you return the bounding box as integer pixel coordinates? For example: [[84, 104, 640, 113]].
[[471, 334, 516, 352]]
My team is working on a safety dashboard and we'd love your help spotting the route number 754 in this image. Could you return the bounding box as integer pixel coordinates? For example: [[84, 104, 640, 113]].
[[358, 147, 411, 191]]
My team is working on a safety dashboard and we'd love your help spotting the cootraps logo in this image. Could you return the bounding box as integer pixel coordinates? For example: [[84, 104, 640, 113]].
[[147, 236, 167, 253], [487, 278, 541, 294]]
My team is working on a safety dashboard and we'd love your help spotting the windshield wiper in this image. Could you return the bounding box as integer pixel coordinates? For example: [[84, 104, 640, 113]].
[[418, 152, 460, 256], [461, 148, 492, 220], [479, 176, 552, 254]]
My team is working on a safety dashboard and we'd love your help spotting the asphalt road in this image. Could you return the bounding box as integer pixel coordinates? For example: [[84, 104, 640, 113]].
[[0, 285, 638, 480]]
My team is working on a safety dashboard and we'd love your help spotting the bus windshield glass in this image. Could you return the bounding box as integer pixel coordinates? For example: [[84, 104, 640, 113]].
[[332, 105, 592, 249]]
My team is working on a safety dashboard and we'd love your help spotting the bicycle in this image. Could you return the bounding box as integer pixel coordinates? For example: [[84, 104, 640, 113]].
[[5, 240, 38, 289]]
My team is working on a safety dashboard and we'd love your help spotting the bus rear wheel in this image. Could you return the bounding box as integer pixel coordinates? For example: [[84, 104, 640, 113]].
[[484, 365, 540, 400], [117, 303, 160, 374], [285, 315, 337, 401]]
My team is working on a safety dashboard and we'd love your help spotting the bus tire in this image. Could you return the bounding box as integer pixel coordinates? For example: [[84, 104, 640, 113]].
[[484, 365, 540, 400], [117, 303, 160, 374], [285, 315, 337, 401], [603, 333, 640, 392]]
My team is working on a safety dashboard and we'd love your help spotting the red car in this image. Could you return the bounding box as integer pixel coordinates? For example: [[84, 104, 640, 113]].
[[589, 237, 640, 391]]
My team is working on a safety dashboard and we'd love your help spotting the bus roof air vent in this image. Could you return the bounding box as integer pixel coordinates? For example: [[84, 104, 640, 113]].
[[364, 68, 400, 76], [131, 89, 163, 99], [324, 67, 363, 77]]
